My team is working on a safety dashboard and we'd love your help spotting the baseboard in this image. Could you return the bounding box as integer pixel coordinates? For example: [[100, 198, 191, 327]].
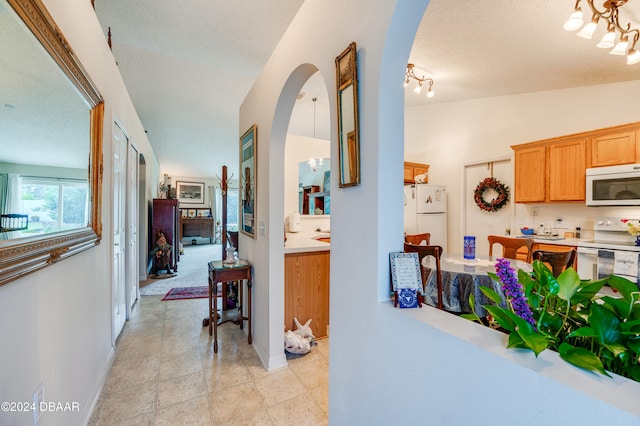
[[82, 345, 115, 425]]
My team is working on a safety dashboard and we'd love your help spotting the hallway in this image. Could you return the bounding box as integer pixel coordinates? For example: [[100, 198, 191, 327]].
[[89, 249, 328, 425]]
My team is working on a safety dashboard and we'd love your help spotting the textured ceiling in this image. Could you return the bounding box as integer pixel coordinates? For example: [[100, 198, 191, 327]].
[[4, 1, 640, 176]]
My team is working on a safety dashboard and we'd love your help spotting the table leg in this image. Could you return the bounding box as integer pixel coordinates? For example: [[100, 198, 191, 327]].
[[213, 279, 219, 352], [247, 278, 252, 345], [208, 277, 213, 337]]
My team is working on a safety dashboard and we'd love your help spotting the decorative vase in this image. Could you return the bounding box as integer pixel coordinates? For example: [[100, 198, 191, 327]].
[[635, 235, 640, 246]]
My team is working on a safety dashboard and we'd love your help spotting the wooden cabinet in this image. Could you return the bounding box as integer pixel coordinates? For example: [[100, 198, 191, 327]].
[[514, 146, 546, 202], [285, 251, 330, 339], [511, 122, 640, 203], [180, 217, 214, 243], [300, 185, 320, 214], [589, 128, 640, 167], [151, 198, 180, 271], [548, 138, 586, 201], [404, 162, 430, 184]]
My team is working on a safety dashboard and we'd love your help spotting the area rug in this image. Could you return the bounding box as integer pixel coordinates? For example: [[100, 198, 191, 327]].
[[161, 286, 209, 301]]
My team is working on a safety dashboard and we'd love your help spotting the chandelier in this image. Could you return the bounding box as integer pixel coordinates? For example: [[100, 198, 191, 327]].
[[564, 0, 640, 65], [308, 158, 323, 171], [404, 64, 435, 98]]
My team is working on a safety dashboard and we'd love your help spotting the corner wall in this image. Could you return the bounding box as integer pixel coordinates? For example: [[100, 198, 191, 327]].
[[0, 1, 160, 424]]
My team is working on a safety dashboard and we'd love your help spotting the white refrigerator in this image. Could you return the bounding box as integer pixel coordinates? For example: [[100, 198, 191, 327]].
[[404, 184, 447, 253]]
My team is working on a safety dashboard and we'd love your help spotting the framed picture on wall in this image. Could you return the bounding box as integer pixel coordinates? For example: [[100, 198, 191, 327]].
[[240, 124, 257, 238], [176, 181, 205, 204]]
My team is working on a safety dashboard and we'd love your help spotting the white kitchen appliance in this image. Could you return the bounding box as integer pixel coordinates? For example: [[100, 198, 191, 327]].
[[586, 164, 640, 206], [577, 216, 640, 286], [403, 184, 447, 253]]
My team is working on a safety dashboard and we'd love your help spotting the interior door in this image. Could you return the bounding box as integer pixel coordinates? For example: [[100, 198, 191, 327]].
[[126, 143, 139, 317], [464, 159, 512, 258], [112, 121, 127, 339]]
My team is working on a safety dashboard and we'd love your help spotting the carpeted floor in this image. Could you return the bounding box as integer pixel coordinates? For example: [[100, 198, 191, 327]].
[[140, 244, 223, 296]]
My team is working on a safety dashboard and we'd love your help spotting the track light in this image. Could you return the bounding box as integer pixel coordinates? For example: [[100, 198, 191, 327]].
[[564, 0, 640, 65], [404, 64, 435, 99]]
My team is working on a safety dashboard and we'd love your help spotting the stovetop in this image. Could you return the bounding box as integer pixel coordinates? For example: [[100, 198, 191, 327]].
[[577, 216, 640, 251]]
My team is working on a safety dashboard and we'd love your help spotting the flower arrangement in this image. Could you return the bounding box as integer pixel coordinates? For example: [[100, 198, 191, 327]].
[[473, 177, 509, 212], [463, 258, 640, 381]]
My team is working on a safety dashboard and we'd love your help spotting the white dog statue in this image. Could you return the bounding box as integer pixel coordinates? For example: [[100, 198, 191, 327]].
[[284, 317, 316, 354]]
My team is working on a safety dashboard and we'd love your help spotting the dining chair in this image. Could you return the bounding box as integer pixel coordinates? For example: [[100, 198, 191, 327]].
[[404, 233, 431, 246], [403, 242, 443, 309], [531, 249, 577, 277], [487, 235, 534, 262]]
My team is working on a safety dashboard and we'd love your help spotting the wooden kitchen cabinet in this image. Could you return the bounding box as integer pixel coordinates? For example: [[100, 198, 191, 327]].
[[589, 128, 640, 167], [548, 138, 586, 202], [513, 146, 546, 202], [404, 162, 430, 184], [284, 251, 330, 339]]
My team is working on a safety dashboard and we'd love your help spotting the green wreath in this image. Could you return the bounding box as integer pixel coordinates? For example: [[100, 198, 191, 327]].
[[474, 177, 509, 212]]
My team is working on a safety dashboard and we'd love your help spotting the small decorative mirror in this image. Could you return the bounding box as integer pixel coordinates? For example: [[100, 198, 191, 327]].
[[335, 42, 360, 188]]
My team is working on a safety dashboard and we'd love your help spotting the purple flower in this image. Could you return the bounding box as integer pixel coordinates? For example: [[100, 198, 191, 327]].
[[495, 258, 536, 328]]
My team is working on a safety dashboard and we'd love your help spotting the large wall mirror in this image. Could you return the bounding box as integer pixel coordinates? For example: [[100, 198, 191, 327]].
[[298, 158, 330, 215], [335, 42, 360, 188], [0, 0, 103, 286]]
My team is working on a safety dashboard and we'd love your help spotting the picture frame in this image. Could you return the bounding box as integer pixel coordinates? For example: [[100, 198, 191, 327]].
[[188, 209, 196, 218], [389, 252, 422, 292], [176, 181, 205, 204], [240, 124, 257, 238]]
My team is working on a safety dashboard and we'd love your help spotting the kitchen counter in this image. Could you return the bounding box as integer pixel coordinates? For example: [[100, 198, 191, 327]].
[[284, 231, 330, 254], [516, 236, 585, 247]]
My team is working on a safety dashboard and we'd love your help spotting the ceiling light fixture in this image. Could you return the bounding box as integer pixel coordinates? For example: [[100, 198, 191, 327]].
[[564, 0, 640, 65], [405, 64, 435, 98], [308, 158, 323, 171]]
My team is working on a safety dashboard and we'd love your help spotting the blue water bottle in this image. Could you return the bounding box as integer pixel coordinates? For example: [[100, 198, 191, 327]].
[[464, 236, 476, 260]]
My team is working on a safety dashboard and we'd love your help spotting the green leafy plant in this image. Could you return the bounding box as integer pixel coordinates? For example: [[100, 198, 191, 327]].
[[463, 258, 640, 381]]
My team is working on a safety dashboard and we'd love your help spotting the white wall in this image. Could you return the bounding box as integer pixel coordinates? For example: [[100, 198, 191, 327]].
[[0, 1, 159, 424], [243, 0, 640, 423], [405, 81, 640, 253]]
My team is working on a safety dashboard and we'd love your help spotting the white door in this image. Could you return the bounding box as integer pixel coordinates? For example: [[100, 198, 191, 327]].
[[464, 159, 512, 258], [126, 143, 139, 318], [112, 121, 127, 339]]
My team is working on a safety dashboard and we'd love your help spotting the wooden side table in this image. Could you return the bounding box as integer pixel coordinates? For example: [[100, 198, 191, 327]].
[[208, 260, 252, 353]]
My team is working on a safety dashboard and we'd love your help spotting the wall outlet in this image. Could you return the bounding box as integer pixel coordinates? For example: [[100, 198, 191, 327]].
[[33, 383, 44, 425], [532, 207, 539, 216]]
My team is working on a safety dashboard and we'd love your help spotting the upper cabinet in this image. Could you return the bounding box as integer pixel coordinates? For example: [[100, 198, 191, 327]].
[[404, 162, 430, 184], [512, 122, 640, 203], [589, 128, 640, 167]]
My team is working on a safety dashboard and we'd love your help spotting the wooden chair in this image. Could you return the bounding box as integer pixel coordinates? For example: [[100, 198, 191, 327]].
[[488, 235, 534, 262], [403, 242, 443, 309], [404, 233, 430, 246], [532, 249, 577, 277], [0, 214, 28, 232]]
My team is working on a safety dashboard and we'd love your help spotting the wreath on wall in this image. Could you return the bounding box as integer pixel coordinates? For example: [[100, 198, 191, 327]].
[[474, 177, 510, 212]]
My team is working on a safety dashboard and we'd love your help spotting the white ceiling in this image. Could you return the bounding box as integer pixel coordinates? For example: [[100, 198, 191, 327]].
[[5, 1, 640, 176]]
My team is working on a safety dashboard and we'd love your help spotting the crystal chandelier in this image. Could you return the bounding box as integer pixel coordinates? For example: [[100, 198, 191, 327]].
[[564, 0, 640, 65]]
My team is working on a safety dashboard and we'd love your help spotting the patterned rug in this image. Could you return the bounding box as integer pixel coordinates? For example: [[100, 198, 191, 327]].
[[161, 286, 209, 301]]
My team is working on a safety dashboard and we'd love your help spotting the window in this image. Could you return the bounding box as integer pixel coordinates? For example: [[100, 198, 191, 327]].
[[20, 178, 88, 234], [227, 188, 239, 230]]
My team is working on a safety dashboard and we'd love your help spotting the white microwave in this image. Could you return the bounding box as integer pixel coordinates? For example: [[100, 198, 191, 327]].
[[586, 164, 640, 206]]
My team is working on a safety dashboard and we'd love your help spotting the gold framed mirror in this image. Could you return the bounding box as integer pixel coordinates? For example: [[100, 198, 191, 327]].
[[335, 42, 360, 188], [0, 0, 103, 286]]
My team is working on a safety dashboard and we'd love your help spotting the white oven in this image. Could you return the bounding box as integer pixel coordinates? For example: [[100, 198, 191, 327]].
[[586, 164, 640, 206], [577, 217, 640, 285]]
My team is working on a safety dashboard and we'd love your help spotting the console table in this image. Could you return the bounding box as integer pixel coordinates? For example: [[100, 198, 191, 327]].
[[180, 216, 214, 243], [207, 260, 252, 353]]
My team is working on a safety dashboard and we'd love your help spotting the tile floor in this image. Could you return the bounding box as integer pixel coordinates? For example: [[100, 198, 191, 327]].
[[88, 295, 328, 425]]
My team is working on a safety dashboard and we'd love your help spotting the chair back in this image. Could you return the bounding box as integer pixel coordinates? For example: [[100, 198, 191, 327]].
[[532, 249, 576, 277], [488, 235, 534, 262], [404, 242, 443, 309], [404, 233, 430, 246], [1, 214, 28, 232]]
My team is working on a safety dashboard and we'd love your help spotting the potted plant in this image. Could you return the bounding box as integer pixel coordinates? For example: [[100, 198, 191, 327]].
[[464, 258, 640, 381]]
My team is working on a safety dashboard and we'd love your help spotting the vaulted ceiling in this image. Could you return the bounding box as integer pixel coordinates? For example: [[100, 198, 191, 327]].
[[88, 1, 639, 177]]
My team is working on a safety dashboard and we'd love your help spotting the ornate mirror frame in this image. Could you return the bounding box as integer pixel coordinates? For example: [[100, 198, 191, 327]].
[[335, 42, 361, 188], [0, 0, 103, 286]]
